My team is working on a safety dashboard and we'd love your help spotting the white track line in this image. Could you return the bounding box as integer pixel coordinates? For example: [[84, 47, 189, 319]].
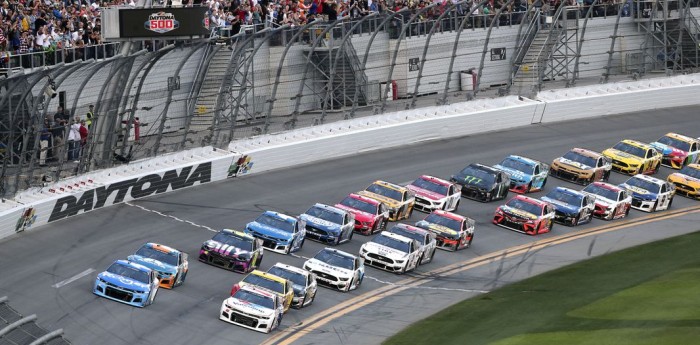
[[52, 268, 95, 288], [363, 275, 489, 294], [125, 202, 217, 232]]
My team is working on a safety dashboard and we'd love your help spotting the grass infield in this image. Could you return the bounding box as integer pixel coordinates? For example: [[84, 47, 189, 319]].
[[383, 231, 700, 345]]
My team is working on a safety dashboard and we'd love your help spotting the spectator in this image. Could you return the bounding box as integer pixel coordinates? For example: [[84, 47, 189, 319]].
[[39, 119, 51, 166], [67, 116, 81, 162], [79, 119, 89, 158], [52, 106, 69, 153], [86, 104, 94, 130]]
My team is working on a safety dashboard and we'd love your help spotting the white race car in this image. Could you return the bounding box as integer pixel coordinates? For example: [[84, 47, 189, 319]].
[[581, 182, 632, 220], [220, 285, 284, 334], [303, 248, 364, 292], [386, 223, 437, 264], [619, 174, 675, 212], [360, 231, 423, 274], [406, 175, 461, 212]]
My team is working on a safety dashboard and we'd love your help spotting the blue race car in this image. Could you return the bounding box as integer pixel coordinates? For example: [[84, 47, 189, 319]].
[[540, 187, 595, 226], [127, 243, 189, 289], [493, 155, 549, 194], [245, 211, 306, 254], [93, 260, 159, 308], [300, 203, 355, 245]]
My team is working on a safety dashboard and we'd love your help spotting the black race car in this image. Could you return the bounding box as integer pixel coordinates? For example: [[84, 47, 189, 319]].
[[450, 163, 510, 202]]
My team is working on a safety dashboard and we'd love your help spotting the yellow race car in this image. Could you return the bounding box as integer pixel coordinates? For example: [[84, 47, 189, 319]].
[[232, 270, 294, 313], [667, 163, 700, 199], [602, 139, 661, 175], [358, 180, 415, 221]]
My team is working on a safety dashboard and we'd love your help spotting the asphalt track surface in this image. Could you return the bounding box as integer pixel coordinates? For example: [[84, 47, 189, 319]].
[[1, 106, 699, 345]]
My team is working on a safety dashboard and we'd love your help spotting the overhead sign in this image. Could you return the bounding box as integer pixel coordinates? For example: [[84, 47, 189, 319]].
[[118, 7, 210, 38]]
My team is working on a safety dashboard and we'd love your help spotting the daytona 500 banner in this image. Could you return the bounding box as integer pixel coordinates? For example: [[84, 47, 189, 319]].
[[119, 7, 210, 38]]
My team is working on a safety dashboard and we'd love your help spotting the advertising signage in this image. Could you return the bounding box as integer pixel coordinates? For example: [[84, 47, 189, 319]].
[[119, 7, 210, 38]]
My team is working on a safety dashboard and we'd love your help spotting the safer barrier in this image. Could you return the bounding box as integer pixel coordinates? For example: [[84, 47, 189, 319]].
[[230, 73, 700, 175], [0, 147, 241, 240]]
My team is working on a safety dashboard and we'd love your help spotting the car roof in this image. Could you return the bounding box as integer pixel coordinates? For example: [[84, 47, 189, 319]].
[[318, 247, 357, 259], [310, 203, 348, 216], [377, 231, 414, 244], [469, 163, 501, 174], [551, 186, 586, 197], [414, 175, 452, 187], [115, 259, 152, 273], [569, 148, 603, 159], [662, 132, 697, 144], [221, 228, 255, 241], [239, 284, 276, 299], [686, 163, 700, 170], [250, 270, 289, 286], [262, 210, 297, 223], [143, 242, 179, 254], [589, 181, 624, 192], [431, 209, 467, 221], [620, 139, 653, 150], [391, 223, 428, 233], [369, 180, 407, 192], [627, 174, 665, 185], [504, 155, 539, 166], [347, 193, 382, 205], [511, 195, 548, 207], [271, 263, 309, 277]]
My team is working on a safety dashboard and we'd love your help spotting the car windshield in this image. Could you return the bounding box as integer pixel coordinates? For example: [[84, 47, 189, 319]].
[[546, 189, 583, 206], [389, 226, 424, 244], [242, 274, 285, 294], [373, 234, 410, 253], [657, 135, 691, 152], [212, 232, 253, 251], [423, 213, 461, 231], [314, 250, 355, 270], [135, 246, 179, 266], [457, 165, 496, 186], [106, 262, 150, 284], [365, 183, 402, 201], [339, 196, 378, 215], [410, 178, 448, 195], [499, 158, 534, 174], [679, 166, 700, 179], [626, 178, 661, 194], [305, 206, 343, 224], [267, 266, 306, 286], [255, 214, 295, 233], [234, 290, 275, 310], [612, 142, 646, 158], [562, 151, 597, 168], [583, 184, 619, 201], [505, 198, 543, 216]]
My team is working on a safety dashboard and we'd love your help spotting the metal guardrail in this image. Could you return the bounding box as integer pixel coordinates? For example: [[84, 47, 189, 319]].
[[0, 43, 122, 75]]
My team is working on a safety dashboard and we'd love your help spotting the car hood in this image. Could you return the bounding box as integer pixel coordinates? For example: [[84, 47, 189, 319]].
[[583, 192, 615, 207], [406, 185, 445, 201], [247, 222, 294, 241], [604, 149, 642, 163], [619, 184, 657, 198], [555, 157, 592, 171], [540, 197, 580, 214], [334, 204, 374, 222], [493, 165, 531, 183], [300, 214, 341, 232], [650, 142, 686, 157], [98, 271, 150, 291], [305, 259, 353, 278], [362, 242, 409, 260], [203, 240, 252, 258], [452, 174, 490, 188], [126, 255, 177, 275], [500, 206, 538, 220], [670, 172, 700, 185], [357, 191, 401, 208], [416, 220, 460, 239], [226, 296, 275, 317]]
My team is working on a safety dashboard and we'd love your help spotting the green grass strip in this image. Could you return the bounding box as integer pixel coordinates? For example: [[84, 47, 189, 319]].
[[384, 231, 700, 345]]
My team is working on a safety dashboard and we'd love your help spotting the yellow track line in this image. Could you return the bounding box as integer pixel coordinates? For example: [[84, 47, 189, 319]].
[[261, 205, 700, 345]]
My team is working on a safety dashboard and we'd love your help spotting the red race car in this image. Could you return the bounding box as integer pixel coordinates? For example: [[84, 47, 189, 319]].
[[493, 195, 556, 235], [335, 193, 390, 235]]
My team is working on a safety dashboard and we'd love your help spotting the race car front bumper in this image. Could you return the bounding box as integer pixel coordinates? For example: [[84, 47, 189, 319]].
[[631, 197, 656, 212], [360, 252, 406, 273], [413, 197, 444, 213], [610, 161, 639, 175], [435, 236, 462, 251], [93, 278, 150, 308], [549, 167, 591, 184], [199, 250, 252, 273], [671, 182, 700, 199], [493, 214, 540, 235], [304, 225, 340, 244], [553, 211, 579, 226], [219, 302, 274, 333], [306, 269, 351, 290]]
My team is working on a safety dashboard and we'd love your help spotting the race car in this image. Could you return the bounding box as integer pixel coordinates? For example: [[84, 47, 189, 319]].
[[450, 163, 510, 202], [387, 223, 437, 264], [267, 263, 317, 309], [93, 260, 159, 308], [127, 242, 189, 289], [220, 285, 284, 333], [549, 148, 611, 185], [581, 182, 632, 220], [602, 139, 662, 175], [619, 174, 675, 212], [360, 231, 423, 274], [199, 229, 264, 273], [668, 163, 700, 199], [406, 175, 461, 212], [245, 211, 305, 254], [233, 270, 294, 313], [335, 193, 389, 235], [300, 203, 354, 245], [650, 132, 700, 169], [357, 180, 416, 221], [303, 248, 364, 292], [493, 155, 549, 194], [540, 187, 595, 226], [493, 195, 556, 235], [415, 210, 475, 251]]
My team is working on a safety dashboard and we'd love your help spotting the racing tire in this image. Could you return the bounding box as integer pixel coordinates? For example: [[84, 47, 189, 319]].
[[345, 277, 355, 292], [526, 182, 533, 193], [603, 170, 611, 181], [467, 234, 474, 248], [284, 242, 292, 255], [453, 199, 460, 212], [381, 218, 388, 232], [369, 221, 379, 235], [606, 207, 616, 221], [668, 196, 674, 209], [652, 200, 659, 212], [173, 272, 182, 287], [541, 177, 547, 189], [147, 288, 158, 306], [407, 204, 414, 219], [625, 206, 631, 217], [573, 214, 581, 226], [255, 255, 264, 270], [428, 248, 436, 262], [299, 238, 305, 250], [306, 290, 316, 307], [333, 236, 341, 246], [652, 163, 660, 175], [414, 254, 423, 270], [399, 264, 407, 274], [587, 212, 594, 223], [348, 229, 354, 242]]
